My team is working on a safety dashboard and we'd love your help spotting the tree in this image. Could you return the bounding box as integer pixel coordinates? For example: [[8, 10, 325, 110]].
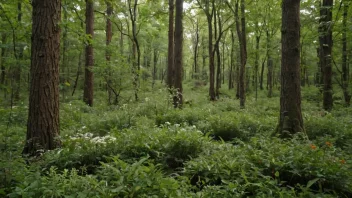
[[341, 0, 350, 106], [173, 0, 183, 108], [83, 0, 94, 106], [197, 0, 216, 101], [23, 0, 61, 155], [128, 0, 141, 101], [276, 0, 304, 136], [319, 0, 333, 111], [167, 0, 174, 89], [227, 0, 247, 108]]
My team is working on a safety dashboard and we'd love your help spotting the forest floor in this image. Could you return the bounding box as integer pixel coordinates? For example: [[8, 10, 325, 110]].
[[1, 81, 352, 197]]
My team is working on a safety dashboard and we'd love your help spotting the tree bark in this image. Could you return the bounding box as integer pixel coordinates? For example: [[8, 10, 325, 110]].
[[106, 0, 114, 105], [266, 30, 273, 98], [152, 49, 158, 88], [13, 2, 23, 102], [320, 0, 333, 111], [0, 34, 6, 87], [238, 0, 247, 108], [229, 31, 235, 89], [173, 0, 183, 108], [342, 1, 350, 106], [255, 23, 261, 101], [277, 0, 304, 136], [167, 0, 174, 89], [193, 19, 199, 79], [23, 0, 61, 156], [83, 0, 94, 106], [128, 0, 140, 101]]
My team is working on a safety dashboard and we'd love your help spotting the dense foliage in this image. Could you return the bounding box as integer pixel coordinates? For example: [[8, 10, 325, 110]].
[[1, 84, 351, 197]]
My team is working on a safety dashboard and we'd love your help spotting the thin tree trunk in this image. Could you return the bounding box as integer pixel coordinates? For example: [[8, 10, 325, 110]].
[[267, 30, 273, 98], [23, 0, 61, 156], [129, 0, 140, 101], [0, 34, 6, 87], [342, 1, 350, 106], [152, 49, 158, 88], [229, 31, 235, 89], [13, 2, 23, 102], [255, 24, 260, 101], [237, 0, 247, 108], [106, 0, 113, 104], [83, 0, 94, 106], [193, 19, 199, 79]]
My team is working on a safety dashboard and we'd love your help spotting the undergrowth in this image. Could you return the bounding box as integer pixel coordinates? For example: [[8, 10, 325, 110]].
[[1, 85, 352, 197]]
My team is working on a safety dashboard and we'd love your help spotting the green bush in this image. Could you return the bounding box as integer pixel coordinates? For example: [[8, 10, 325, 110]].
[[183, 134, 352, 197], [10, 157, 194, 198]]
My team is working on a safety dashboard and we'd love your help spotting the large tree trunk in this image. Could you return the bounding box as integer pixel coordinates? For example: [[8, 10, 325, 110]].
[[173, 0, 183, 108], [23, 0, 61, 156], [167, 0, 174, 89], [320, 0, 333, 111], [342, 1, 350, 106], [277, 0, 304, 136], [83, 0, 94, 106], [237, 0, 247, 108]]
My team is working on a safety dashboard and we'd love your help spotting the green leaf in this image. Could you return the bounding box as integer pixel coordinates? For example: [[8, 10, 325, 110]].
[[275, 171, 279, 177], [307, 178, 320, 188]]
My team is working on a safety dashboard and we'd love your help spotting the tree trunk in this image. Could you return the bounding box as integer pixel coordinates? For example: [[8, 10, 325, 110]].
[[193, 19, 199, 79], [152, 49, 158, 88], [229, 31, 235, 89], [237, 0, 247, 108], [206, 6, 216, 101], [266, 30, 273, 98], [202, 36, 207, 81], [129, 0, 140, 101], [13, 2, 23, 102], [23, 0, 61, 156], [106, 0, 113, 105], [342, 1, 350, 106], [173, 0, 183, 108], [255, 25, 260, 101], [167, 0, 174, 89], [0, 34, 6, 87], [320, 0, 333, 111], [214, 7, 220, 98], [277, 0, 304, 136], [83, 0, 94, 106]]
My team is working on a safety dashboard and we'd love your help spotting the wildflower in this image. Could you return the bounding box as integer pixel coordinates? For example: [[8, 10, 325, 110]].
[[325, 141, 332, 147], [310, 144, 317, 150], [340, 159, 346, 164]]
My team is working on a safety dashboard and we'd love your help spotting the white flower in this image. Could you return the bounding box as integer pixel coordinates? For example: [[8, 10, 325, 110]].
[[145, 97, 150, 102], [165, 122, 171, 126]]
